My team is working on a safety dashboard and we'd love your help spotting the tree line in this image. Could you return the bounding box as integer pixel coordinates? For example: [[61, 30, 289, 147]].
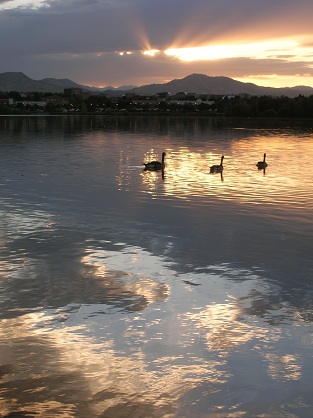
[[1, 91, 313, 118]]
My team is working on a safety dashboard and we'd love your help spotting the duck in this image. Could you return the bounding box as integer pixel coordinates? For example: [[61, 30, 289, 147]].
[[256, 153, 268, 169], [210, 155, 224, 173], [143, 152, 166, 171]]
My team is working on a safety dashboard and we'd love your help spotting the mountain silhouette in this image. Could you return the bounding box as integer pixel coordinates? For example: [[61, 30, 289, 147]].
[[128, 73, 313, 97], [0, 72, 312, 98]]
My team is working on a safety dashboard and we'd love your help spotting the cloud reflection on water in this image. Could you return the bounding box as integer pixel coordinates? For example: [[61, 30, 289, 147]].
[[1, 242, 309, 415], [81, 243, 170, 309]]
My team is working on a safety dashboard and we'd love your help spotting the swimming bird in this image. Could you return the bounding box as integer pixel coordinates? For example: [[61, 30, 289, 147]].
[[143, 152, 166, 171], [210, 155, 224, 173], [256, 153, 268, 169]]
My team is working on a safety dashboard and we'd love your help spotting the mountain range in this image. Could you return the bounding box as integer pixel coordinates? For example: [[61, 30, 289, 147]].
[[1, 71, 313, 98]]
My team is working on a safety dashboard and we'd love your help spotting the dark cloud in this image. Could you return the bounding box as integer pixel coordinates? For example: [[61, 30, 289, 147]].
[[1, 0, 313, 86]]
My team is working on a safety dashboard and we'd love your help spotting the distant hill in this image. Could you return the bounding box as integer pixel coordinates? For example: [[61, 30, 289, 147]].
[[0, 72, 85, 93], [128, 73, 313, 98], [1, 71, 313, 98], [0, 72, 136, 93], [87, 84, 138, 93]]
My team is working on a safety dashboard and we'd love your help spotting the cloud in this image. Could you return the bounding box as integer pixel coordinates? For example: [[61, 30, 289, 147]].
[[1, 0, 313, 87]]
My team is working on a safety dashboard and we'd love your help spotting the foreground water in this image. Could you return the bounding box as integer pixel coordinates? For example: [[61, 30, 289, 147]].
[[0, 115, 313, 417]]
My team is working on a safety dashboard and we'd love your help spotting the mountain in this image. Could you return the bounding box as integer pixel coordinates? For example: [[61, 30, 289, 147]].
[[0, 72, 136, 93], [0, 72, 85, 93], [85, 84, 137, 92], [128, 73, 313, 98], [1, 72, 313, 97]]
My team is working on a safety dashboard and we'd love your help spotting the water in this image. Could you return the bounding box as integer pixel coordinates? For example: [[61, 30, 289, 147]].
[[0, 115, 313, 417]]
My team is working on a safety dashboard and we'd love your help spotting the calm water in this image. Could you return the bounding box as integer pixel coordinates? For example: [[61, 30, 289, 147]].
[[0, 115, 313, 417]]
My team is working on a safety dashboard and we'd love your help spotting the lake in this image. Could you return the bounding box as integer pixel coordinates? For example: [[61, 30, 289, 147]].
[[0, 115, 313, 417]]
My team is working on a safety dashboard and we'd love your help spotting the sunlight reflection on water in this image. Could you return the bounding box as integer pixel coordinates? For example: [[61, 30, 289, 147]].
[[136, 136, 313, 215]]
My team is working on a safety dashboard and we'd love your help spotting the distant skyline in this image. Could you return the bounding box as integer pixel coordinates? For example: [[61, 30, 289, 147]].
[[1, 0, 313, 89]]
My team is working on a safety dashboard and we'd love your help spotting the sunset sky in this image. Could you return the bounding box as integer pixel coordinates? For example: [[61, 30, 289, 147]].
[[1, 0, 313, 89]]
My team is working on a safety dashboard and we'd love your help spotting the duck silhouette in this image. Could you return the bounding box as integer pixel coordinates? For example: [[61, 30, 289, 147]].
[[256, 153, 268, 169], [143, 152, 166, 171], [210, 155, 224, 173]]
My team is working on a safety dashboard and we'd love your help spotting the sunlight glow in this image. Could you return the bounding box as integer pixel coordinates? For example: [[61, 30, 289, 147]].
[[234, 74, 313, 88], [0, 0, 48, 10], [165, 41, 298, 62], [143, 50, 160, 57], [118, 51, 133, 56]]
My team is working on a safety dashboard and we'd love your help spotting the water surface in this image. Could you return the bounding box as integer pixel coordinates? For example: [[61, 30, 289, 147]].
[[0, 115, 313, 417]]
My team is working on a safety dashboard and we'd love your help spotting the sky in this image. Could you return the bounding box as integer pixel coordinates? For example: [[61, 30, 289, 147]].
[[1, 0, 313, 89]]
